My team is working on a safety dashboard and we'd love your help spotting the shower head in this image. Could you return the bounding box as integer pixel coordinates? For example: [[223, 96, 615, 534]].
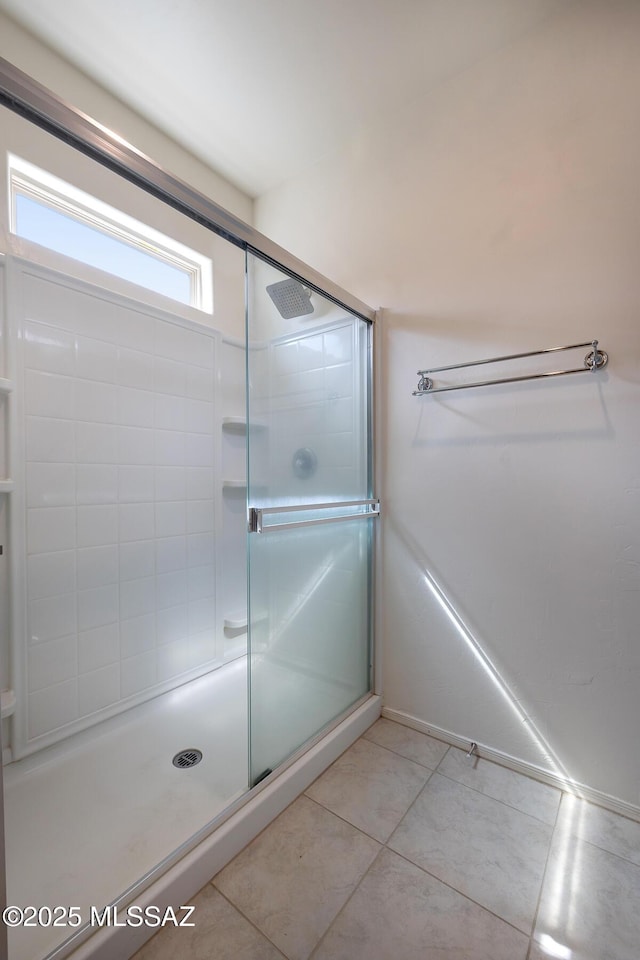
[[266, 278, 315, 319]]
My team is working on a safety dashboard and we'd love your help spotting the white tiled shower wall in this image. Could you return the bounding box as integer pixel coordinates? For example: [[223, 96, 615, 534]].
[[246, 317, 372, 772], [249, 318, 369, 670], [220, 337, 249, 659], [12, 260, 221, 756], [0, 257, 9, 758], [261, 320, 367, 503]]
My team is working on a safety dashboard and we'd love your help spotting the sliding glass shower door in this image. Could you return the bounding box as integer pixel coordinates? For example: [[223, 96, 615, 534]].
[[246, 253, 376, 785]]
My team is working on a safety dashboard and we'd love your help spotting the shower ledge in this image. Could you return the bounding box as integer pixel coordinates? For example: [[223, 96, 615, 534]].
[[222, 416, 267, 433], [222, 479, 267, 490], [224, 611, 267, 630], [224, 613, 247, 630], [1, 688, 16, 718]]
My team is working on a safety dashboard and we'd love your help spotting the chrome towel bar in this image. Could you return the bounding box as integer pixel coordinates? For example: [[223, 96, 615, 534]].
[[413, 340, 608, 396]]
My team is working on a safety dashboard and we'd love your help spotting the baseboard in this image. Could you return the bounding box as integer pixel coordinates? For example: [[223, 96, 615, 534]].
[[381, 706, 640, 824], [64, 695, 382, 960]]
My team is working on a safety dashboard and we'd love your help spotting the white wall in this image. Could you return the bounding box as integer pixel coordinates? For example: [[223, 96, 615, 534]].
[[0, 12, 252, 343], [256, 0, 640, 809], [0, 12, 253, 224]]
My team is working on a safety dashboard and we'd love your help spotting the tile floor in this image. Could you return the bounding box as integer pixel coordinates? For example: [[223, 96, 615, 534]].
[[134, 718, 640, 960]]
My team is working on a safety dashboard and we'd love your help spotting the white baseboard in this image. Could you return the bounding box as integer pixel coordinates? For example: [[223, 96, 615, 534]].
[[64, 695, 381, 960], [381, 706, 640, 824]]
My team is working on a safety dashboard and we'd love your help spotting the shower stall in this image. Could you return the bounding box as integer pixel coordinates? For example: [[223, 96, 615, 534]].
[[0, 61, 380, 960]]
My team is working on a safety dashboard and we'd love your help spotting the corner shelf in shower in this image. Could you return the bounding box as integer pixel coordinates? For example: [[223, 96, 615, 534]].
[[0, 479, 14, 493], [224, 613, 248, 631], [222, 416, 267, 433], [224, 611, 268, 631], [1, 689, 16, 719], [222, 479, 267, 491], [0, 377, 14, 394]]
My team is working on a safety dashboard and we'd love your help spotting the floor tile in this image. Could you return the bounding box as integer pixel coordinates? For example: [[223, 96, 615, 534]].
[[554, 792, 640, 866], [305, 736, 431, 842], [388, 772, 552, 933], [363, 718, 449, 769], [311, 848, 529, 960], [125, 722, 640, 960], [214, 795, 380, 960], [133, 884, 286, 959], [437, 746, 561, 824], [531, 824, 640, 960]]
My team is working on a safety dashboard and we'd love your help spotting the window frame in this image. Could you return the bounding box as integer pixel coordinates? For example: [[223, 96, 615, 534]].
[[8, 153, 213, 313]]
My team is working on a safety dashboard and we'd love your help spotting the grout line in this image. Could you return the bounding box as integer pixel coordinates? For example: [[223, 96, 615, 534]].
[[524, 794, 563, 960], [433, 743, 451, 772], [210, 884, 288, 958], [326, 737, 443, 845], [383, 846, 534, 942], [302, 791, 388, 846], [573, 832, 640, 869], [361, 730, 449, 772], [398, 723, 564, 827], [307, 847, 386, 960], [429, 732, 566, 794], [380, 713, 571, 800], [386, 769, 436, 836], [432, 766, 560, 828], [550, 804, 640, 871]]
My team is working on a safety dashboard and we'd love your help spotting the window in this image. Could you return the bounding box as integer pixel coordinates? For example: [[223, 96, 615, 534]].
[[8, 154, 213, 312]]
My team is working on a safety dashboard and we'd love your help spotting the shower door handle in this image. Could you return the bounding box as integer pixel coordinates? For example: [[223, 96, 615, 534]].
[[248, 499, 380, 534]]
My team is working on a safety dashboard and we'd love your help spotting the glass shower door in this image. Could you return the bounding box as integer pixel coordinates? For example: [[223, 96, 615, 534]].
[[246, 253, 376, 785]]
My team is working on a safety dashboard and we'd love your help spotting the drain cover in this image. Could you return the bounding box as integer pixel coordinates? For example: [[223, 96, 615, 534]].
[[172, 749, 202, 769]]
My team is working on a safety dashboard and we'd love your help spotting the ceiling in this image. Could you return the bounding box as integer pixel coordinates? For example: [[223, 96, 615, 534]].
[[0, 0, 566, 198]]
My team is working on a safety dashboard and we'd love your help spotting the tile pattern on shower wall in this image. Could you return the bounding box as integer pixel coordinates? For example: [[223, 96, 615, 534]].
[[219, 339, 248, 659], [20, 267, 218, 748], [0, 260, 9, 740], [266, 321, 366, 502], [248, 319, 370, 698]]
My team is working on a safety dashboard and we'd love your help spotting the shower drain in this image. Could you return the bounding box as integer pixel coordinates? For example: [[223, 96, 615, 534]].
[[172, 749, 203, 769]]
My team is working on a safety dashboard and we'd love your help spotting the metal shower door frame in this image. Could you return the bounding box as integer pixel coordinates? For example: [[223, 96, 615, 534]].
[[244, 254, 379, 784], [0, 58, 375, 324]]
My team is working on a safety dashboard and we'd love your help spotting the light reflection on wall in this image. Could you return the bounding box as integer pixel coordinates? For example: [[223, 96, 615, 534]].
[[391, 519, 586, 954], [421, 563, 573, 787]]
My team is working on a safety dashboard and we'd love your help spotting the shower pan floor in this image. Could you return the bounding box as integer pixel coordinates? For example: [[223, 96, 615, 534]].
[[3, 658, 248, 960]]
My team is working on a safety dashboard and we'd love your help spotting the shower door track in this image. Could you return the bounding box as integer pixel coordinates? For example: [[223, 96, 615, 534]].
[[0, 57, 375, 324]]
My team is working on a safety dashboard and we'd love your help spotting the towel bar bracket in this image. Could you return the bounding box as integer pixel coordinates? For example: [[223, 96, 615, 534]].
[[585, 344, 607, 371]]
